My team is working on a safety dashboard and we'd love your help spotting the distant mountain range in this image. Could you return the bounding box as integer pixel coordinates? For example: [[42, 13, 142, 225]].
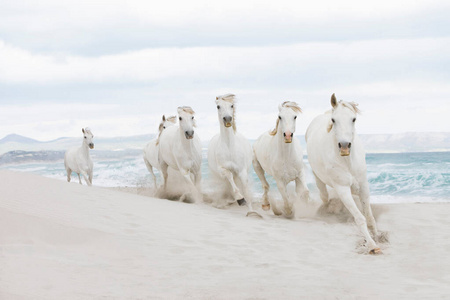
[[0, 132, 449, 156]]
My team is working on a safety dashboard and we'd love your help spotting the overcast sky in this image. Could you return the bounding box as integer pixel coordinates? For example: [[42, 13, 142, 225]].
[[1, 0, 449, 140]]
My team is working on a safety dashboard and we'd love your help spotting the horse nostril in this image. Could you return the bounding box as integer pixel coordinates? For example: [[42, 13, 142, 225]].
[[290, 133, 293, 138], [338, 143, 342, 148], [283, 133, 286, 137], [348, 143, 352, 148]]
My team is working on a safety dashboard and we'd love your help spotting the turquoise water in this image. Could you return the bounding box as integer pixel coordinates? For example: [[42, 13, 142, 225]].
[[3, 151, 449, 203]]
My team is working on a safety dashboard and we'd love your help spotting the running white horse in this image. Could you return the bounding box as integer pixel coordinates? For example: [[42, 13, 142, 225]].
[[143, 115, 177, 187], [208, 94, 259, 216], [306, 94, 381, 254], [253, 101, 309, 218], [64, 127, 94, 186], [158, 106, 202, 202]]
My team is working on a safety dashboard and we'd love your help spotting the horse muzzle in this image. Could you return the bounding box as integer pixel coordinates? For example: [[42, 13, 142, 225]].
[[89, 143, 94, 149], [283, 131, 293, 143], [223, 116, 232, 128], [339, 142, 351, 156], [185, 131, 194, 139]]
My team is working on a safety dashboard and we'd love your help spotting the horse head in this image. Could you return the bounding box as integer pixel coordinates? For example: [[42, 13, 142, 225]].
[[215, 93, 236, 132], [177, 106, 196, 139], [327, 93, 360, 156], [158, 114, 177, 133], [82, 127, 94, 149], [270, 101, 302, 143]]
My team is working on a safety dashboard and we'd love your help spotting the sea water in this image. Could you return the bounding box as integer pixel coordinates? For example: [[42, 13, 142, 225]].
[[2, 150, 449, 203]]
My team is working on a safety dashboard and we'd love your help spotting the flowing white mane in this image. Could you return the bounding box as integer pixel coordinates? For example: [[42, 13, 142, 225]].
[[270, 101, 302, 136], [178, 106, 195, 115], [336, 100, 361, 114]]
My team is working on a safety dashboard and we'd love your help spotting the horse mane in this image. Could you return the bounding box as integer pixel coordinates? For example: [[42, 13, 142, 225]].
[[269, 101, 302, 136], [339, 100, 361, 114], [178, 106, 195, 115], [216, 93, 237, 133]]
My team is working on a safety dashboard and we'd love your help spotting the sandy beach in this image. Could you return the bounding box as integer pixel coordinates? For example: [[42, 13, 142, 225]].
[[1, 170, 449, 299]]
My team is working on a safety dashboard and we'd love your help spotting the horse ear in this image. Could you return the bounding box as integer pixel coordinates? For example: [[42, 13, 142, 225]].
[[331, 93, 337, 108], [162, 115, 166, 121], [82, 128, 85, 134]]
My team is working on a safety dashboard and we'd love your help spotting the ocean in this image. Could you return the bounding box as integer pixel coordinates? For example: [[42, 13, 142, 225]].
[[1, 149, 449, 204]]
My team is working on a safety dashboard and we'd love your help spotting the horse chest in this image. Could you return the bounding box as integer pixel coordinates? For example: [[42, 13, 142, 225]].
[[273, 162, 298, 182]]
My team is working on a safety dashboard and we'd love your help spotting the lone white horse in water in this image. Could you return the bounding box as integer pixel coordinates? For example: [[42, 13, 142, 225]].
[[306, 94, 381, 254], [253, 101, 309, 218], [208, 94, 259, 216], [158, 106, 202, 202], [64, 127, 94, 186], [143, 115, 177, 187]]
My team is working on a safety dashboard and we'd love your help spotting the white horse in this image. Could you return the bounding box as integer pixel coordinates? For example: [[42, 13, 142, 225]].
[[143, 115, 177, 187], [64, 127, 94, 186], [253, 101, 309, 218], [207, 94, 259, 216], [306, 94, 381, 254], [158, 106, 202, 202]]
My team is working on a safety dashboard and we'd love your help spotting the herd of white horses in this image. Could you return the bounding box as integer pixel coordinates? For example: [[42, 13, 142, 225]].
[[64, 93, 383, 254]]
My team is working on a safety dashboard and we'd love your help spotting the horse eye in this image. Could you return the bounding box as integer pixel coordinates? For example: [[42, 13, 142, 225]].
[[231, 105, 234, 108], [163, 126, 166, 129], [352, 118, 356, 123], [278, 116, 281, 120], [294, 116, 297, 120], [217, 105, 220, 109], [84, 136, 86, 139], [331, 118, 335, 123], [191, 116, 194, 119], [179, 117, 182, 121]]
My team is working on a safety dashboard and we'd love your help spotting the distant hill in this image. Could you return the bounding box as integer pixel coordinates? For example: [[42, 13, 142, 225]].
[[0, 134, 40, 144], [0, 132, 449, 155]]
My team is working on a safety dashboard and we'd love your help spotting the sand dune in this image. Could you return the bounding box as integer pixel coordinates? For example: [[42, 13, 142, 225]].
[[0, 170, 449, 299]]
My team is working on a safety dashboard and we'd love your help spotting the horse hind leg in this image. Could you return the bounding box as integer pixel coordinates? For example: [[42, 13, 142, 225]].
[[66, 168, 72, 182], [144, 158, 157, 188], [77, 173, 82, 184]]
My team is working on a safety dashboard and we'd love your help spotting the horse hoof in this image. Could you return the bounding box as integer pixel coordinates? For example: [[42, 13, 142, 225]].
[[369, 248, 382, 255], [262, 204, 270, 211], [237, 198, 247, 206]]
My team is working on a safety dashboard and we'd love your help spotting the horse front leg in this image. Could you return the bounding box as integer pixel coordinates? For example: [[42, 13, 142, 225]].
[[253, 157, 277, 213], [295, 170, 310, 203], [159, 161, 169, 191], [314, 172, 328, 204], [334, 184, 380, 254], [81, 171, 91, 186], [237, 170, 261, 217], [178, 168, 198, 203], [220, 167, 246, 206], [359, 181, 379, 238], [275, 180, 294, 218]]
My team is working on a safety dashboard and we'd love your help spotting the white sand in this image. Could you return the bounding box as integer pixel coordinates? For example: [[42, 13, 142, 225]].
[[1, 170, 449, 299]]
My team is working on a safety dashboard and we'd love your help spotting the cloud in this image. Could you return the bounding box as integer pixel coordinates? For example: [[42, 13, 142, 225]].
[[1, 37, 449, 86], [1, 0, 449, 54]]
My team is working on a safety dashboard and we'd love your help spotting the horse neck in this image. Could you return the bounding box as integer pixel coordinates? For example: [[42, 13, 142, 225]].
[[275, 130, 295, 158], [219, 122, 236, 147], [80, 140, 90, 157]]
